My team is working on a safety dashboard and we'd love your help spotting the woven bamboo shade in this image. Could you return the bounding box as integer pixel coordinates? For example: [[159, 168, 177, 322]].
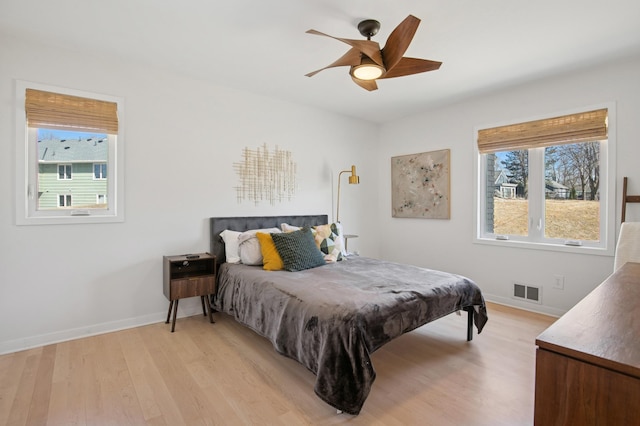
[[477, 108, 607, 154], [25, 88, 118, 134]]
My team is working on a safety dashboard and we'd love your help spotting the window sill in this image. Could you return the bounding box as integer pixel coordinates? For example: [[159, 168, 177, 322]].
[[16, 212, 124, 226], [473, 236, 614, 257]]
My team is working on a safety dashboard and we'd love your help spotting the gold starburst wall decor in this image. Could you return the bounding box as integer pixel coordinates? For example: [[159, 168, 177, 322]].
[[233, 144, 297, 205]]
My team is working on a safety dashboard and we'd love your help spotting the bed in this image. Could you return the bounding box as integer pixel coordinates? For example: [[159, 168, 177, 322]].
[[209, 215, 488, 415]]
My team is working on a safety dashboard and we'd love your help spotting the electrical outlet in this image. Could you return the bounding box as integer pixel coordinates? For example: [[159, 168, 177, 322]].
[[553, 275, 565, 290]]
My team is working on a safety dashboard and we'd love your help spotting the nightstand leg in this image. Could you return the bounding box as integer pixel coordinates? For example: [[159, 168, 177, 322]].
[[200, 296, 207, 316], [171, 299, 179, 332], [206, 295, 215, 324], [165, 301, 174, 324]]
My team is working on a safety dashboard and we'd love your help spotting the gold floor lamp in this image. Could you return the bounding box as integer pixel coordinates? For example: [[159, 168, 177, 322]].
[[336, 165, 360, 223]]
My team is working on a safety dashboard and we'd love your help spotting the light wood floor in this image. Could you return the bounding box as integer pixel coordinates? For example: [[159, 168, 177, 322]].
[[0, 302, 555, 426]]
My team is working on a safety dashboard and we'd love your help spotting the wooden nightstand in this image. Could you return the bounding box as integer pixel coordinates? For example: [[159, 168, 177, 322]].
[[163, 253, 216, 332]]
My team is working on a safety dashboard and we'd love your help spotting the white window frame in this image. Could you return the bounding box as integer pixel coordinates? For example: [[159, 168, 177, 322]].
[[57, 164, 72, 180], [58, 194, 72, 207], [93, 162, 107, 180], [15, 80, 125, 225], [473, 103, 616, 256]]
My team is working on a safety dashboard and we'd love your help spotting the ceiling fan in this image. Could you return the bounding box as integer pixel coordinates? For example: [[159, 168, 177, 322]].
[[305, 15, 442, 91]]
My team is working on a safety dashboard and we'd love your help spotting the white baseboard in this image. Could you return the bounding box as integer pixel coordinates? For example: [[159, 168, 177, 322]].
[[0, 305, 204, 355], [483, 293, 566, 318], [1, 295, 564, 355]]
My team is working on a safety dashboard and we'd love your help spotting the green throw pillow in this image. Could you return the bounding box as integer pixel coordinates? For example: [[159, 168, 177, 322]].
[[271, 227, 326, 272]]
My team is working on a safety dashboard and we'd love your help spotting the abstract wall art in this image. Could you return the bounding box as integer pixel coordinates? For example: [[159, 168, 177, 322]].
[[391, 149, 450, 219]]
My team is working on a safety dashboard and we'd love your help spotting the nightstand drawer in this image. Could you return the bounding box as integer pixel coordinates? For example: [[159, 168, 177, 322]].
[[170, 276, 215, 300]]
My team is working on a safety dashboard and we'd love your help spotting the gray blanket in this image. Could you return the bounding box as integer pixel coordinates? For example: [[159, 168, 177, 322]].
[[214, 256, 488, 414]]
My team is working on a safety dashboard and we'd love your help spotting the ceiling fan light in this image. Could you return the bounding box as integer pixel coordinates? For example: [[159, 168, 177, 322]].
[[350, 57, 385, 81]]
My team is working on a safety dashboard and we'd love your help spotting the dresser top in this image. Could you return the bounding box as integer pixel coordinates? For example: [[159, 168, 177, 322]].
[[536, 262, 640, 377]]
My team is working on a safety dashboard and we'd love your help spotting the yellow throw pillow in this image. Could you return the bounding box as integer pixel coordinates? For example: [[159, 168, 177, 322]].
[[256, 232, 284, 271]]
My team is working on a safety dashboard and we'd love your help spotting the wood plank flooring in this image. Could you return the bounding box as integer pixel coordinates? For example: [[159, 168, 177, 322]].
[[0, 302, 555, 425]]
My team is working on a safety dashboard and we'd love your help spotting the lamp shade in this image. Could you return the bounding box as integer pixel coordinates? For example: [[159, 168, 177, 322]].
[[348, 165, 360, 184], [350, 57, 385, 81]]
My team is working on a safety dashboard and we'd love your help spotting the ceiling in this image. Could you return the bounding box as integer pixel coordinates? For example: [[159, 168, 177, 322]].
[[2, 0, 639, 123]]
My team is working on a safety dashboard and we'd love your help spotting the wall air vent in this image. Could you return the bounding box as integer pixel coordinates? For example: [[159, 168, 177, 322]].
[[513, 283, 541, 304]]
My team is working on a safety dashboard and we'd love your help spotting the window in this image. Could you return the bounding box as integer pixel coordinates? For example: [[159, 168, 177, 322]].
[[94, 163, 107, 179], [58, 164, 72, 180], [15, 81, 124, 225], [59, 194, 72, 207], [475, 106, 616, 255]]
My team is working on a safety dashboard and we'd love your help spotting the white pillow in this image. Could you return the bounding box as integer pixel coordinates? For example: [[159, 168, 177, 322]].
[[280, 223, 300, 232], [238, 227, 281, 265], [220, 229, 242, 263]]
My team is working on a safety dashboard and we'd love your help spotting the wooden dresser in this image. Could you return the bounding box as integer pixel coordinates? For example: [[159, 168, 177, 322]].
[[534, 262, 640, 425]]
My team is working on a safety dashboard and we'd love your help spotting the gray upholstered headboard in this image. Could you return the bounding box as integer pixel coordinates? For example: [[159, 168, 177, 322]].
[[209, 214, 328, 265]]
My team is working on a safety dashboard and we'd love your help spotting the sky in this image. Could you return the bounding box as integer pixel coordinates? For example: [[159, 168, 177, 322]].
[[37, 129, 106, 140]]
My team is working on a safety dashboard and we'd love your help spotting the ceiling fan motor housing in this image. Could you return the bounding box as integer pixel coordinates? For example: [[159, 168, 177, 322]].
[[357, 19, 380, 39]]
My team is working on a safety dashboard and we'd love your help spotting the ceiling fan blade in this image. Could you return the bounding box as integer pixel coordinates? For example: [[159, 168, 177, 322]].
[[351, 76, 378, 91], [379, 57, 442, 79], [306, 29, 384, 67], [305, 47, 362, 77], [381, 15, 421, 71]]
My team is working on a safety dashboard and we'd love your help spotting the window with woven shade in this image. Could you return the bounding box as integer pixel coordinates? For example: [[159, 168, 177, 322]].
[[477, 109, 608, 154], [15, 81, 125, 225], [474, 105, 616, 255]]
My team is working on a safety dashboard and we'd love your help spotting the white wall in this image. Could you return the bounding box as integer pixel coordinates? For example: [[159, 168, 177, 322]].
[[0, 34, 380, 354], [378, 54, 640, 316], [3, 31, 639, 354]]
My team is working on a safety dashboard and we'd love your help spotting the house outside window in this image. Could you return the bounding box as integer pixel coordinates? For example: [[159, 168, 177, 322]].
[[474, 106, 616, 255], [15, 81, 124, 225], [37, 132, 109, 210]]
